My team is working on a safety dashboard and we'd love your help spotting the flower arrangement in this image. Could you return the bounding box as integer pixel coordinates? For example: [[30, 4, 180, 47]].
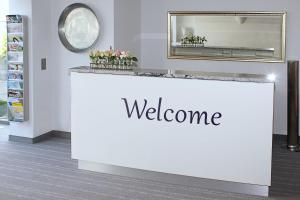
[[89, 47, 138, 70], [180, 33, 207, 47]]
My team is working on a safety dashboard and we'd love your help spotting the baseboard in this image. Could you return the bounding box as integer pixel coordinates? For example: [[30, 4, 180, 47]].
[[273, 134, 287, 140], [9, 130, 71, 144], [9, 135, 36, 144], [8, 133, 298, 144], [273, 134, 300, 141], [0, 120, 9, 125], [51, 130, 71, 139], [78, 160, 269, 197]]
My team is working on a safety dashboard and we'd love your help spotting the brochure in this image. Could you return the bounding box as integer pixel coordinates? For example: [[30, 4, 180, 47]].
[[7, 23, 23, 33], [8, 35, 23, 43], [8, 71, 23, 80], [8, 52, 23, 63], [8, 80, 23, 90], [8, 64, 23, 71], [8, 98, 24, 122], [8, 42, 23, 51], [6, 15, 22, 24], [8, 89, 23, 98]]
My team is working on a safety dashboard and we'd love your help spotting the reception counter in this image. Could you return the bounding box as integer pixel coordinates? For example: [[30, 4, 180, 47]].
[[70, 67, 274, 196]]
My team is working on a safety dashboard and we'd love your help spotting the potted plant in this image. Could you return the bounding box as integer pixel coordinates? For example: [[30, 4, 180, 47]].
[[181, 34, 207, 47], [89, 47, 138, 70]]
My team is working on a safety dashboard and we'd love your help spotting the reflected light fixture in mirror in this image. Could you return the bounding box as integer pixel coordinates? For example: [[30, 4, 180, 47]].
[[267, 73, 277, 81]]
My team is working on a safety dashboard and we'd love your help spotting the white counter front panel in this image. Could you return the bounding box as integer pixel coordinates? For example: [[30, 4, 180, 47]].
[[71, 72, 274, 186]]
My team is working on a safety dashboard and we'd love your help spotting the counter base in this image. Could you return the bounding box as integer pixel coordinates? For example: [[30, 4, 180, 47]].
[[78, 160, 269, 197]]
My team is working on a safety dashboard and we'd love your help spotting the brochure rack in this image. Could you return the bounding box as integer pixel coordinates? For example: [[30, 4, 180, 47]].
[[6, 15, 24, 122]]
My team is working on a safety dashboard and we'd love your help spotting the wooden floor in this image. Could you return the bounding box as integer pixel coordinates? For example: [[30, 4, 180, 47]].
[[0, 132, 299, 199]]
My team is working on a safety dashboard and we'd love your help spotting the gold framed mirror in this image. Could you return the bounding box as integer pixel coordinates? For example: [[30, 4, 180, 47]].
[[168, 11, 286, 62]]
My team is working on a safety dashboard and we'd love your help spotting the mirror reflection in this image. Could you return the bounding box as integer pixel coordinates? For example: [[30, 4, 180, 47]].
[[58, 3, 100, 52], [168, 12, 286, 62], [64, 7, 99, 49]]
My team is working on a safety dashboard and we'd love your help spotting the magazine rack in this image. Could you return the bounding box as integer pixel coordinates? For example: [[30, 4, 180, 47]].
[[6, 15, 25, 122]]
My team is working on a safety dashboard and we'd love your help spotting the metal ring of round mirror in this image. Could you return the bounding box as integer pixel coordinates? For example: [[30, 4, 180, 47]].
[[58, 3, 100, 52]]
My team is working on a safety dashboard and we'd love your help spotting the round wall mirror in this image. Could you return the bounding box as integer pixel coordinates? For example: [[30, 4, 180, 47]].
[[58, 3, 100, 52]]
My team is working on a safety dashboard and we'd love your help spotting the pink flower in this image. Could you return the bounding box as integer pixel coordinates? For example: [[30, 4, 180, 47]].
[[120, 51, 129, 59], [114, 49, 121, 57]]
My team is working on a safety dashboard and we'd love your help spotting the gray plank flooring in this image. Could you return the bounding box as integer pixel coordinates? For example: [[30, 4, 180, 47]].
[[0, 133, 299, 200]]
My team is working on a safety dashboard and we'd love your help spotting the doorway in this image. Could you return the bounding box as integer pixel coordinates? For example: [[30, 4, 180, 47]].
[[0, 21, 8, 122], [0, 1, 9, 123]]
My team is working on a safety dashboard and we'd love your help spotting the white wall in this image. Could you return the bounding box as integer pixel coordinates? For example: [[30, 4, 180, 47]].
[[114, 0, 141, 61], [8, 0, 53, 138], [0, 0, 9, 21], [7, 0, 129, 136], [31, 0, 53, 137], [140, 0, 300, 135], [8, 0, 300, 137], [8, 0, 34, 138], [49, 0, 115, 132]]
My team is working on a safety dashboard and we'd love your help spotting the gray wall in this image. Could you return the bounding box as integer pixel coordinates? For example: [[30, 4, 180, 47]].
[[140, 0, 300, 135]]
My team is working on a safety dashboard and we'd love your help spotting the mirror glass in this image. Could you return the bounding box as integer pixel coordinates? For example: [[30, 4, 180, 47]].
[[58, 3, 100, 52], [168, 12, 286, 62], [65, 7, 99, 49]]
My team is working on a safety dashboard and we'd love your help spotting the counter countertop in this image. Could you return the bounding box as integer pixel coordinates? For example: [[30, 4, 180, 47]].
[[70, 66, 274, 83]]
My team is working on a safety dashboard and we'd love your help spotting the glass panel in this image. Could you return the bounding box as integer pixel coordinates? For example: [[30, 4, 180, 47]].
[[0, 21, 8, 121]]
